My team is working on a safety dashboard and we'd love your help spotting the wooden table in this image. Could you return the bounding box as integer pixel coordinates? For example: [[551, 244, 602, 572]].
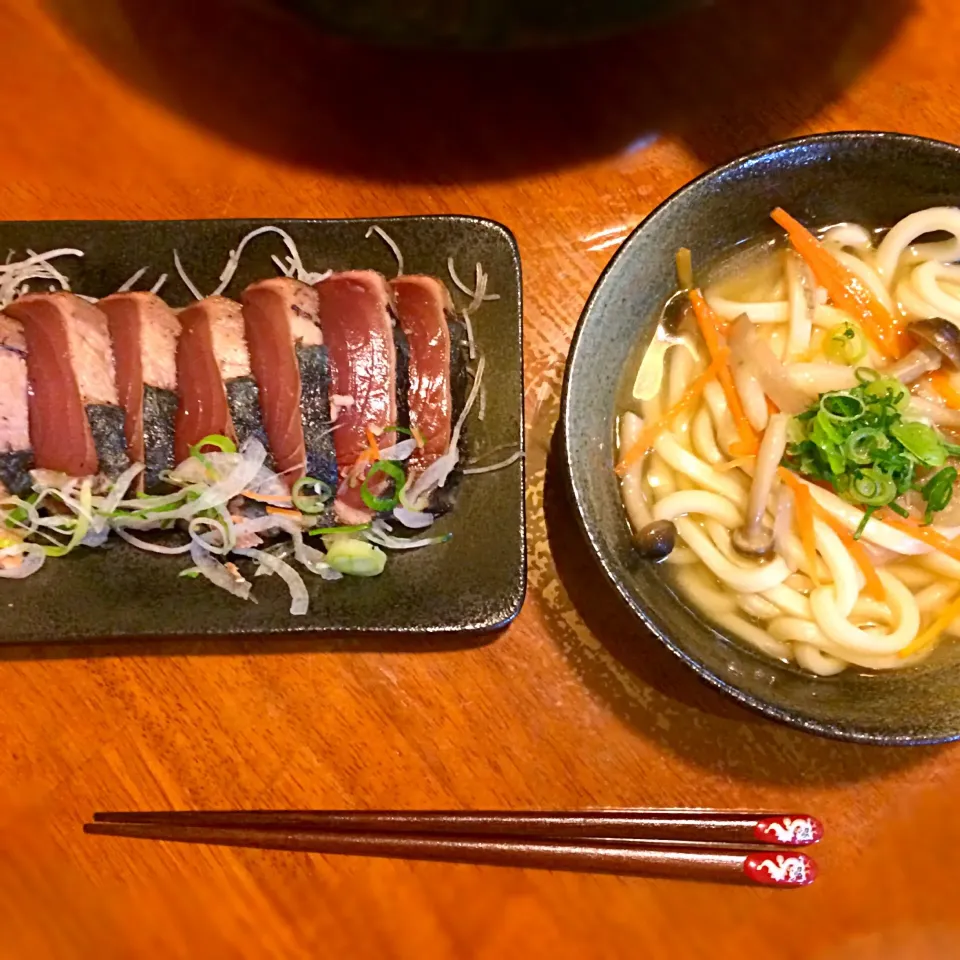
[[3, 1, 958, 956]]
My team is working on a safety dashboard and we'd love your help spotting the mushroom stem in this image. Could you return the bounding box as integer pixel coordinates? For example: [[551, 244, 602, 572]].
[[731, 414, 788, 557], [886, 343, 943, 384], [888, 317, 960, 384]]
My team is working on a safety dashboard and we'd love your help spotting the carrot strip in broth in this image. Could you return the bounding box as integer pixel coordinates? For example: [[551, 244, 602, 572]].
[[927, 371, 960, 410], [810, 501, 884, 601], [688, 289, 758, 455], [778, 469, 820, 586], [900, 589, 960, 658], [878, 512, 960, 565], [770, 207, 907, 360]]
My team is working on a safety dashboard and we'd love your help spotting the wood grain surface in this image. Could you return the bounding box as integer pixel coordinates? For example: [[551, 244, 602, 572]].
[[2, 1, 958, 957]]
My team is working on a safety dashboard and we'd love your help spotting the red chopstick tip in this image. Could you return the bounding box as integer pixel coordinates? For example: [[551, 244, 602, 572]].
[[744, 851, 817, 887], [753, 815, 823, 846]]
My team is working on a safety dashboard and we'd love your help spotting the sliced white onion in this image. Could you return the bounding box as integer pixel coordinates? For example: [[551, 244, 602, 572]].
[[188, 439, 268, 513], [188, 517, 232, 555], [290, 530, 343, 580], [100, 463, 144, 514], [394, 506, 435, 529], [81, 524, 111, 548], [234, 547, 309, 615], [0, 544, 45, 578], [378, 438, 418, 461], [190, 540, 252, 600], [114, 527, 193, 554], [365, 519, 450, 551]]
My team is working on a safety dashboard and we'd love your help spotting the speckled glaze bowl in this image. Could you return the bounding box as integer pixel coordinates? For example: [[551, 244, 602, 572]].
[[561, 131, 960, 745]]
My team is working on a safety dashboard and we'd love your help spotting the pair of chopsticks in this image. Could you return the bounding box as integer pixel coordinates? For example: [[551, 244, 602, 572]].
[[85, 809, 822, 886]]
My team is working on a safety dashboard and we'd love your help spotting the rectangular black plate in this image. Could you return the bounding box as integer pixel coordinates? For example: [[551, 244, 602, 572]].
[[0, 217, 525, 641]]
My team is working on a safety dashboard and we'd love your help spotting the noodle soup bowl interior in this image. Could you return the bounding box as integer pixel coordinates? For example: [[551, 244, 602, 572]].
[[562, 131, 960, 744]]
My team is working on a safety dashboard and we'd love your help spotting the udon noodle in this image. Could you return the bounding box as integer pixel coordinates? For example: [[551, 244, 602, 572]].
[[617, 206, 960, 675]]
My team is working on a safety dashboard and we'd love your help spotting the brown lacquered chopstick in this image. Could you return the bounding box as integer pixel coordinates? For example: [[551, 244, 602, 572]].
[[91, 809, 823, 847], [84, 822, 817, 886]]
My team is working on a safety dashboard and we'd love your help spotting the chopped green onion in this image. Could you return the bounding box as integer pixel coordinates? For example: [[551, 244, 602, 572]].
[[382, 426, 412, 436], [864, 377, 909, 410], [921, 467, 958, 524], [307, 523, 372, 537], [825, 322, 867, 365], [360, 460, 406, 512], [819, 392, 865, 422], [291, 476, 332, 514], [189, 434, 237, 458], [783, 366, 960, 525], [844, 428, 887, 465], [848, 469, 897, 506], [179, 567, 201, 579], [324, 537, 387, 577]]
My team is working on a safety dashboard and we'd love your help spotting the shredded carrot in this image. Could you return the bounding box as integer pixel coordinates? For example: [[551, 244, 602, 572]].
[[615, 348, 730, 477], [900, 589, 960, 658], [809, 502, 884, 600], [411, 426, 426, 449], [266, 505, 303, 520], [927, 370, 960, 410], [688, 289, 759, 455], [365, 428, 381, 462], [878, 511, 960, 565], [771, 207, 907, 360], [778, 469, 820, 586]]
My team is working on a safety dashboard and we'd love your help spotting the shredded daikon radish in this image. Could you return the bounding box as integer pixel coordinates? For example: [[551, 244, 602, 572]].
[[463, 309, 477, 360], [447, 256, 500, 307], [173, 249, 204, 301], [0, 248, 83, 307], [117, 266, 148, 292], [365, 224, 404, 276], [462, 450, 524, 475], [210, 225, 331, 296], [150, 273, 168, 295]]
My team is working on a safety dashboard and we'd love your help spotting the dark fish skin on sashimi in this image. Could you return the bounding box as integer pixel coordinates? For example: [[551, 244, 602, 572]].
[[392, 317, 411, 436], [295, 343, 339, 493], [87, 404, 131, 480], [225, 377, 269, 454], [0, 451, 33, 497], [142, 386, 178, 491]]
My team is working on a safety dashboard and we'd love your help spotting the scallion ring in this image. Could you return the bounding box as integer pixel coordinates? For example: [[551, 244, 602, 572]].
[[291, 476, 333, 514], [189, 434, 237, 458], [360, 460, 406, 512], [819, 392, 865, 422]]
